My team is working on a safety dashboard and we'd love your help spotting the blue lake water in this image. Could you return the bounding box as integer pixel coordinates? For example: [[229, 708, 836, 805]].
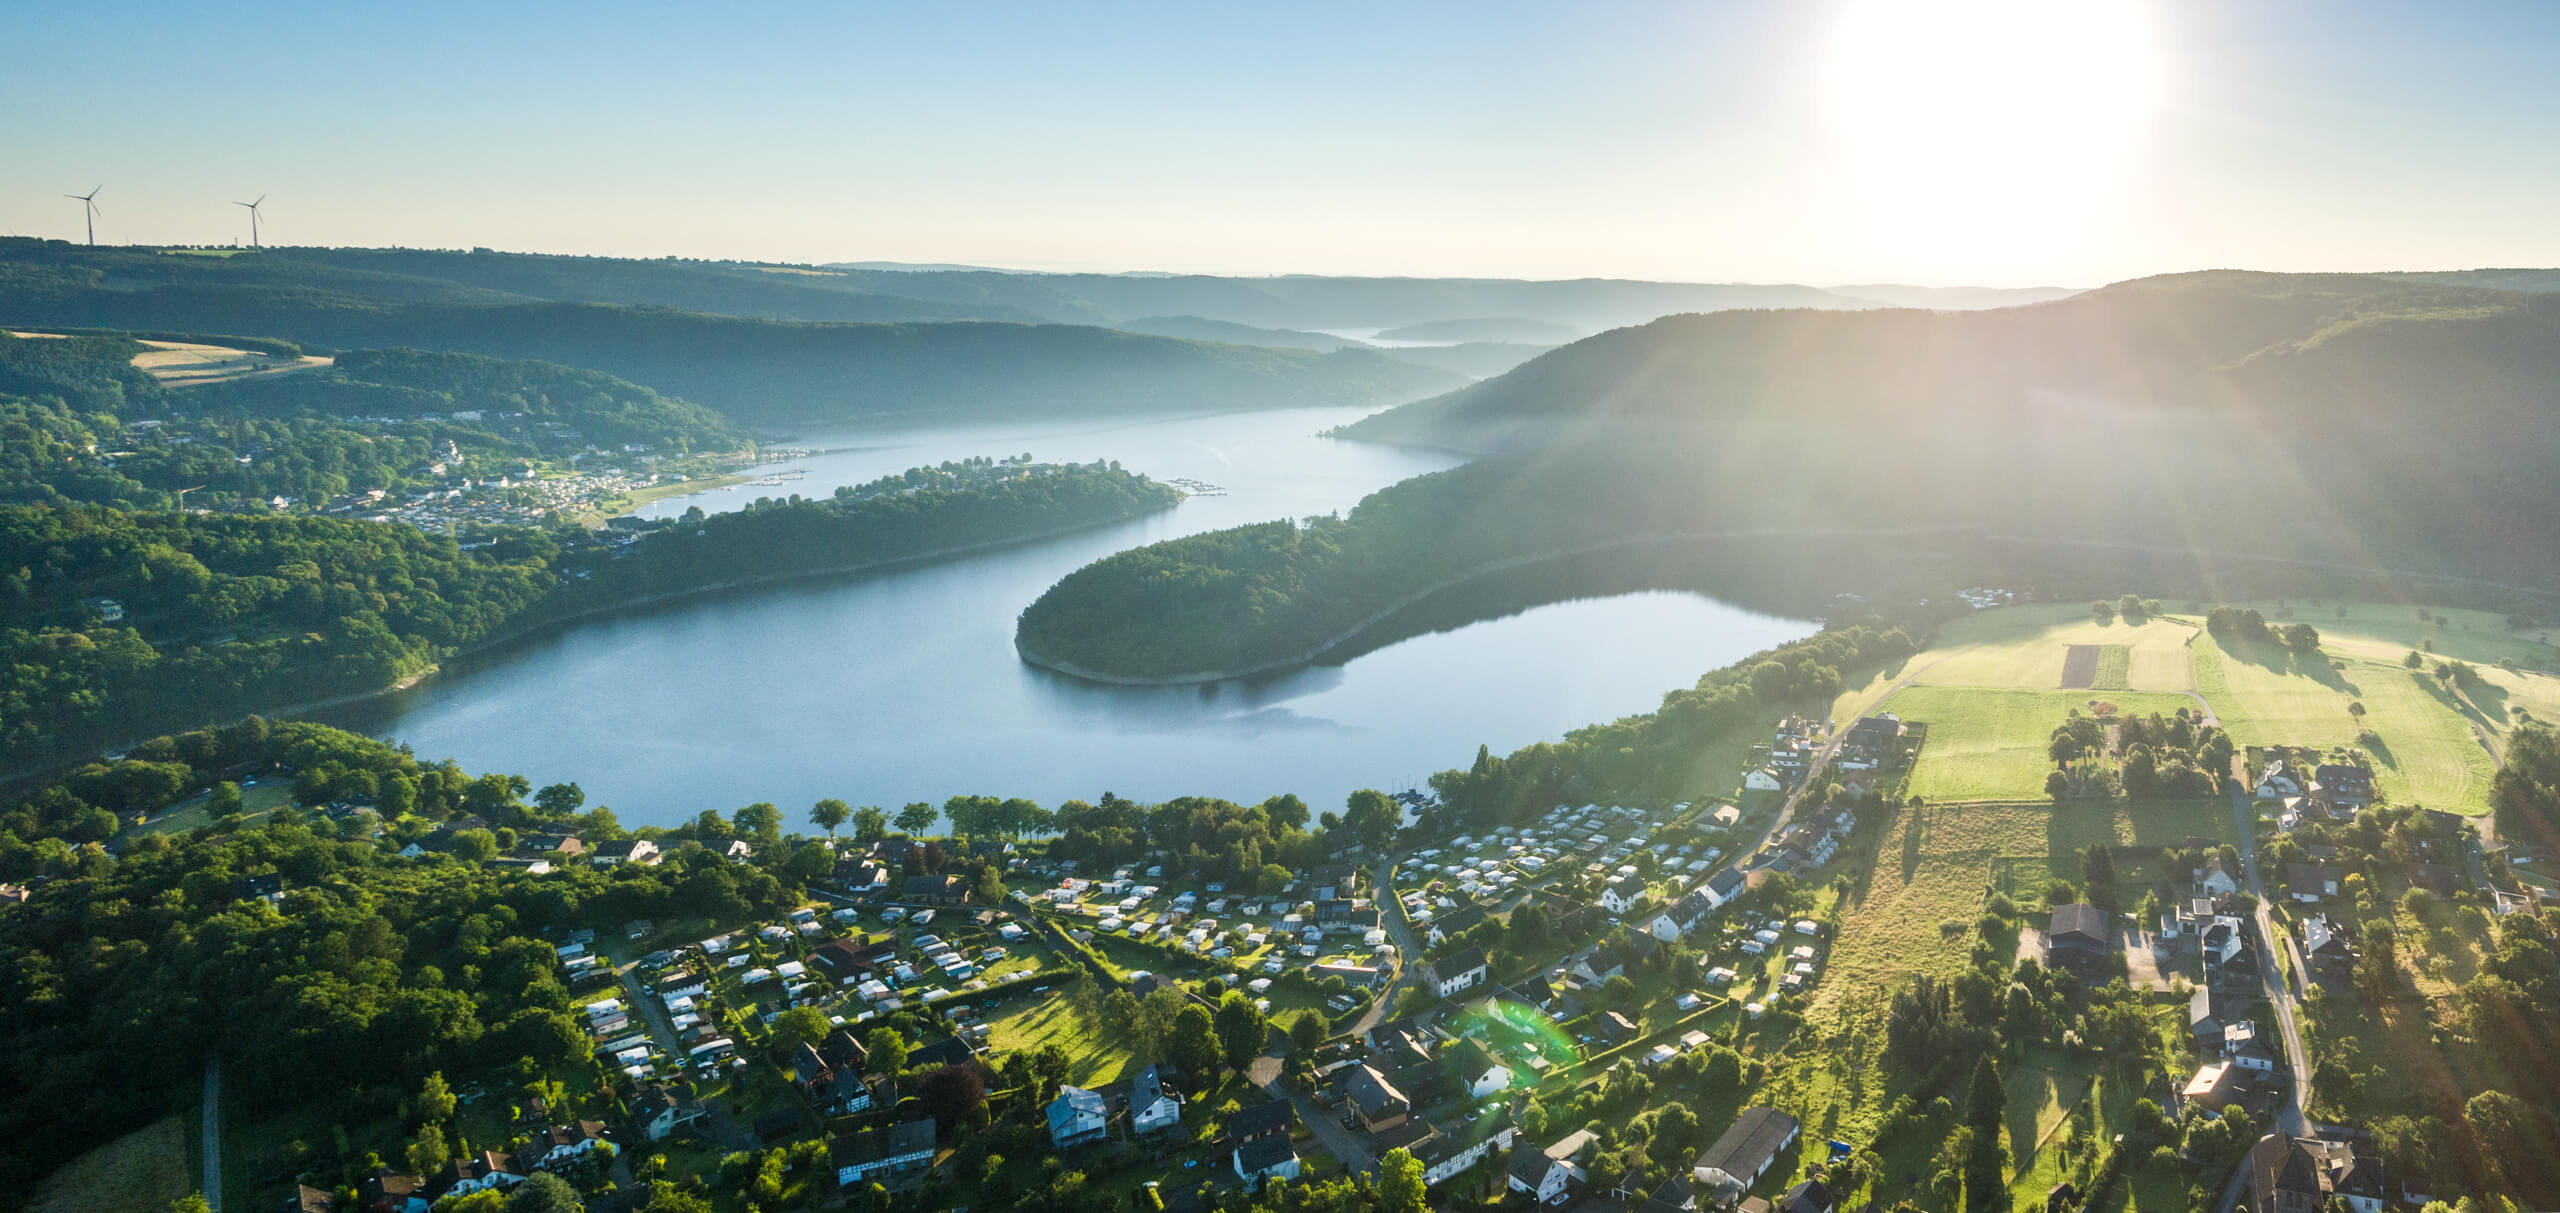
[[330, 407, 1813, 826]]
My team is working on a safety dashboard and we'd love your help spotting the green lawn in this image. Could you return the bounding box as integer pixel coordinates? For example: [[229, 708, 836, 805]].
[[127, 780, 297, 838], [1810, 798, 2231, 1028], [985, 997, 1138, 1086], [1888, 687, 2204, 802], [2192, 633, 2496, 813]]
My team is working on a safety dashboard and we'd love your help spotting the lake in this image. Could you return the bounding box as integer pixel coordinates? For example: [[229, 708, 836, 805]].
[[330, 406, 1814, 825]]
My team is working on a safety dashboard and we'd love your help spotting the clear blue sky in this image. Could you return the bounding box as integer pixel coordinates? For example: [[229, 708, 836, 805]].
[[6, 1, 2558, 285]]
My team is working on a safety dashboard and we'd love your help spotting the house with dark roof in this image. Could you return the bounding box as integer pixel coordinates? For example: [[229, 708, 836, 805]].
[[1600, 875, 1647, 915], [829, 1120, 937, 1190], [1411, 1110, 1516, 1187], [589, 839, 659, 867], [2283, 863, 2344, 903], [2043, 903, 2112, 972], [1507, 1129, 1595, 1205], [427, 1151, 525, 1202], [2299, 915, 2357, 985], [630, 1084, 707, 1142], [1448, 1037, 1511, 1098], [1425, 902, 1487, 948], [1779, 1178, 1834, 1213], [1235, 1135, 1302, 1185], [1701, 868, 1747, 911], [2308, 765, 2375, 809], [1692, 1108, 1800, 1196], [287, 1184, 336, 1213], [2248, 1134, 2387, 1213], [1228, 1099, 1294, 1144], [358, 1169, 429, 1213], [1429, 947, 1491, 998], [901, 874, 970, 905], [2188, 988, 2244, 1050], [1344, 1065, 1411, 1131]]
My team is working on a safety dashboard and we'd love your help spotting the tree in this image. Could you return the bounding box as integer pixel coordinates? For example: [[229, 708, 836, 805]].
[[773, 1005, 832, 1054], [732, 802, 782, 847], [1101, 989, 1142, 1044], [918, 1063, 987, 1130], [1290, 1013, 1326, 1056], [895, 802, 937, 837], [2081, 844, 2116, 892], [170, 1195, 212, 1213], [1378, 1147, 1427, 1213], [1964, 1055, 2007, 1213], [852, 805, 888, 843], [533, 782, 584, 818], [1169, 1004, 1223, 1079], [639, 1182, 714, 1213], [1604, 975, 1637, 1010], [865, 1028, 907, 1077], [1134, 987, 1185, 1058], [2404, 650, 2426, 669], [418, 1071, 457, 1124], [1214, 993, 1268, 1074], [451, 828, 498, 863], [2045, 770, 2070, 802], [810, 798, 851, 837], [2092, 600, 2114, 622], [1343, 789, 1400, 849], [206, 781, 244, 820], [2348, 701, 2367, 721], [506, 1174, 583, 1213], [408, 1121, 449, 1177]]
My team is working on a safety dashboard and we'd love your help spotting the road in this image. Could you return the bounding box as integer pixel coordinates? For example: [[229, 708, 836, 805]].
[[201, 1056, 224, 1213], [1260, 856, 1420, 1177], [611, 953, 753, 1154], [2215, 776, 2312, 1213]]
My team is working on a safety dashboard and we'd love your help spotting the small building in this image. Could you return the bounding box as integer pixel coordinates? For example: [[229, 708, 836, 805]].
[[1344, 1064, 1412, 1132], [1692, 1107, 1800, 1197], [2044, 903, 2113, 972], [630, 1084, 707, 1143], [1235, 1135, 1302, 1186], [1129, 1064, 1182, 1137], [2308, 764, 2375, 809], [1428, 947, 1491, 999], [902, 874, 971, 905], [590, 839, 660, 867], [2249, 1133, 2388, 1213], [829, 1120, 937, 1190], [1600, 875, 1647, 916]]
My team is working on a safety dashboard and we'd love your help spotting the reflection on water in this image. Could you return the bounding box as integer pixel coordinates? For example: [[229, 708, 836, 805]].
[[331, 407, 1812, 824]]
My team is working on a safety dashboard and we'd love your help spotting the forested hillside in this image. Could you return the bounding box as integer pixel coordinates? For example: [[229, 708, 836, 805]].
[[0, 242, 1465, 425]]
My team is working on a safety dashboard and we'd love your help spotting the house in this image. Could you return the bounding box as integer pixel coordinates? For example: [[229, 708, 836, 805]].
[[286, 1184, 336, 1213], [902, 874, 970, 905], [1047, 1085, 1110, 1149], [2249, 1134, 2388, 1213], [2188, 988, 2243, 1050], [1449, 1038, 1511, 1098], [2229, 1030, 2280, 1073], [429, 1151, 525, 1201], [810, 937, 896, 981], [2254, 761, 2301, 800], [1229, 1099, 1294, 1145], [829, 1120, 937, 1190], [630, 1084, 707, 1142], [2197, 859, 2241, 898], [2179, 1060, 2245, 1115], [1638, 1175, 1699, 1213], [1429, 947, 1491, 999], [1744, 767, 1785, 793], [519, 833, 583, 856], [1344, 1064, 1412, 1131], [1711, 804, 1744, 828], [2300, 915, 2357, 984], [2200, 917, 2258, 990], [1425, 902, 1487, 948], [1412, 1110, 1517, 1187], [590, 839, 659, 867], [1600, 876, 1647, 916], [2309, 764, 2375, 809], [358, 1169, 430, 1213], [1598, 1010, 1639, 1042], [1313, 961, 1387, 989], [1235, 1135, 1302, 1186], [2284, 863, 2344, 903], [1779, 1178, 1835, 1213], [1692, 1107, 1801, 1196], [2409, 862, 2458, 896], [1700, 868, 1747, 912], [514, 1121, 608, 1172], [2043, 903, 2112, 972], [1507, 1128, 1595, 1205], [1129, 1064, 1182, 1137]]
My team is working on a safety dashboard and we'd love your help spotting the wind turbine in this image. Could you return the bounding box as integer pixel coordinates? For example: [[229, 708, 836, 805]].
[[235, 195, 266, 248], [64, 187, 101, 246]]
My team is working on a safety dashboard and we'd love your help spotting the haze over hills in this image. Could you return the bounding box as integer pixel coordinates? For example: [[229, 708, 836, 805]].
[[1111, 314, 1370, 351], [1371, 317, 1586, 344]]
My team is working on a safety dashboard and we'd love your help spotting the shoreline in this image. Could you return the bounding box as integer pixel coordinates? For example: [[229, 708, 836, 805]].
[[4, 501, 1180, 786], [1013, 527, 1965, 686]]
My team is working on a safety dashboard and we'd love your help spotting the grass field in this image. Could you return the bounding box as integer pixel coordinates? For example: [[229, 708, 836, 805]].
[[127, 780, 297, 838], [2191, 633, 2497, 813], [2210, 600, 2559, 672], [1810, 798, 2232, 1028], [986, 997, 1139, 1085], [2091, 645, 2132, 691], [29, 1117, 192, 1213], [1890, 687, 2204, 802]]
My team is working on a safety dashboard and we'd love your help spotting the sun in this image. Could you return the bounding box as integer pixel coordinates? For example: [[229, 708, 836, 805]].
[[1826, 0, 2158, 270]]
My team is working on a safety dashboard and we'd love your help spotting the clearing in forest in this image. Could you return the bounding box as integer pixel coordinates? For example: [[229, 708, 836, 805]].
[[29, 1116, 190, 1213]]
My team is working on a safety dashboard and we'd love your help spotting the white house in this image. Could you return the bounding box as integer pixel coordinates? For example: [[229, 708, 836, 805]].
[[2254, 761, 2301, 800], [1506, 1131, 1593, 1206], [1046, 1086, 1109, 1149], [1129, 1065, 1182, 1137], [1744, 768, 1784, 793], [1600, 875, 1646, 916], [1699, 868, 1747, 912], [2197, 860, 2241, 898], [1429, 947, 1491, 999]]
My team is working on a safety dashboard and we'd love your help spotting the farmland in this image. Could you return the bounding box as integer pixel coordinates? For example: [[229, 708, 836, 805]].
[[1889, 687, 2204, 802]]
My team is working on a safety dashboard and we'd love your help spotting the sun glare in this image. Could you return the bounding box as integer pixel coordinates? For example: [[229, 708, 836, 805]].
[[1827, 0, 2157, 269]]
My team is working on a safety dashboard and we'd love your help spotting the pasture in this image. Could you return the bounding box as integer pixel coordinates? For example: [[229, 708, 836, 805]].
[[2191, 634, 2496, 813], [1829, 604, 2197, 725], [1889, 686, 2202, 803], [29, 1117, 191, 1213]]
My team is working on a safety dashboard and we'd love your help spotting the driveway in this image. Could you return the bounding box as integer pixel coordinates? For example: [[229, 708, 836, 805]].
[[201, 1056, 224, 1213]]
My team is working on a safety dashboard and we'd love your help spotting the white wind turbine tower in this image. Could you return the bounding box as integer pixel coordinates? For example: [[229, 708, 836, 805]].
[[64, 187, 102, 246], [235, 195, 266, 247]]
